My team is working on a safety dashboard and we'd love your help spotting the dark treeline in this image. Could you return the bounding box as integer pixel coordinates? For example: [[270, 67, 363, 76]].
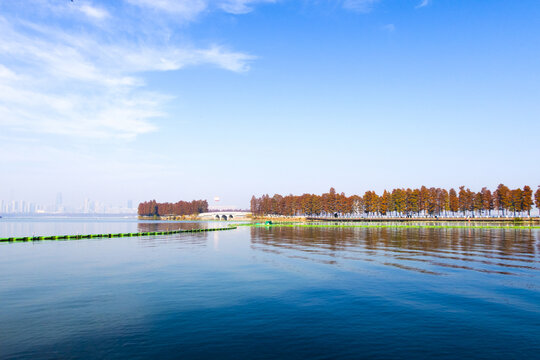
[[138, 199, 208, 216], [251, 185, 540, 218]]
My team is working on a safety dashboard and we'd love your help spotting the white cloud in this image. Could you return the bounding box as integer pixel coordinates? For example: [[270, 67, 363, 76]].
[[193, 46, 256, 72], [342, 0, 380, 13], [78, 4, 110, 20], [0, 64, 17, 80], [0, 2, 255, 140], [416, 0, 430, 8], [219, 0, 277, 15], [16, 0, 113, 25], [126, 0, 275, 17], [125, 0, 207, 20]]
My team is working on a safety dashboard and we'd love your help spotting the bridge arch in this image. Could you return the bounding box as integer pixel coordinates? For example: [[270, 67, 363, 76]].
[[198, 211, 251, 220]]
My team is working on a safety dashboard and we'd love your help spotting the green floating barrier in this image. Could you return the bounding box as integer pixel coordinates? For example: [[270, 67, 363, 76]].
[[0, 226, 242, 244]]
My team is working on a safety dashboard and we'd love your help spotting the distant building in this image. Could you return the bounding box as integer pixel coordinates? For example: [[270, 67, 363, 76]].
[[55, 192, 63, 212]]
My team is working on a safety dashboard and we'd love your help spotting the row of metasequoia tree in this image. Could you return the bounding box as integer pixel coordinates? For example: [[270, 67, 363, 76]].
[[138, 200, 208, 216], [251, 185, 540, 217]]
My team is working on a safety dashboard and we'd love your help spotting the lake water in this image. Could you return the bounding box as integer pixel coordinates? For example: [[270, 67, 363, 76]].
[[0, 217, 539, 359]]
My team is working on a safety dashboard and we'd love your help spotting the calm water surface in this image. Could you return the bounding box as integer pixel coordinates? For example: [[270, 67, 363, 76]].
[[0, 218, 539, 359]]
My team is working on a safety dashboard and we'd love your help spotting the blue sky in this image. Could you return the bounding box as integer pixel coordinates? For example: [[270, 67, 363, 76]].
[[0, 0, 539, 208]]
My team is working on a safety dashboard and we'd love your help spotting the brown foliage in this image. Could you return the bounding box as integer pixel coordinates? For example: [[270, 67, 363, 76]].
[[251, 184, 540, 217], [138, 199, 208, 216]]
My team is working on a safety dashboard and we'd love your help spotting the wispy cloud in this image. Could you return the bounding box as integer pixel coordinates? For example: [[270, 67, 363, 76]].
[[0, 1, 256, 140], [0, 64, 18, 80], [218, 0, 277, 14], [416, 0, 430, 8], [125, 0, 207, 20], [78, 3, 110, 20], [126, 0, 276, 17], [382, 23, 395, 32], [342, 0, 380, 13]]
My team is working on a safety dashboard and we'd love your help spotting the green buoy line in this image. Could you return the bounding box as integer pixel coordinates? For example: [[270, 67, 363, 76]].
[[0, 226, 237, 243]]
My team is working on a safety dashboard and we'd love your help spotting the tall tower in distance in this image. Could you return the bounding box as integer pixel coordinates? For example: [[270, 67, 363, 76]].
[[55, 192, 63, 212]]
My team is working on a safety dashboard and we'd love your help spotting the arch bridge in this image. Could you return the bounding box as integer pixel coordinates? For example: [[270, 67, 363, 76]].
[[197, 211, 251, 221]]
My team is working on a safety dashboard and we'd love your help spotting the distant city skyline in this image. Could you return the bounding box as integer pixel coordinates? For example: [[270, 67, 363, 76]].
[[0, 192, 242, 215], [0, 192, 136, 215], [1, 1, 539, 208]]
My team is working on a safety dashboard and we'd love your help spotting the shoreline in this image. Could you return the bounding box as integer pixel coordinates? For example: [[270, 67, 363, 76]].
[[306, 216, 540, 224], [241, 222, 540, 230], [137, 214, 540, 226], [253, 216, 540, 224]]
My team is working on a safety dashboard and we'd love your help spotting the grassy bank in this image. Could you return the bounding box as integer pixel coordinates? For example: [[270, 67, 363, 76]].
[[138, 215, 200, 221], [241, 222, 540, 230]]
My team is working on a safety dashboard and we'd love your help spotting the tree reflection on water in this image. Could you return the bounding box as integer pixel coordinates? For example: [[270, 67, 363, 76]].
[[250, 227, 539, 276]]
